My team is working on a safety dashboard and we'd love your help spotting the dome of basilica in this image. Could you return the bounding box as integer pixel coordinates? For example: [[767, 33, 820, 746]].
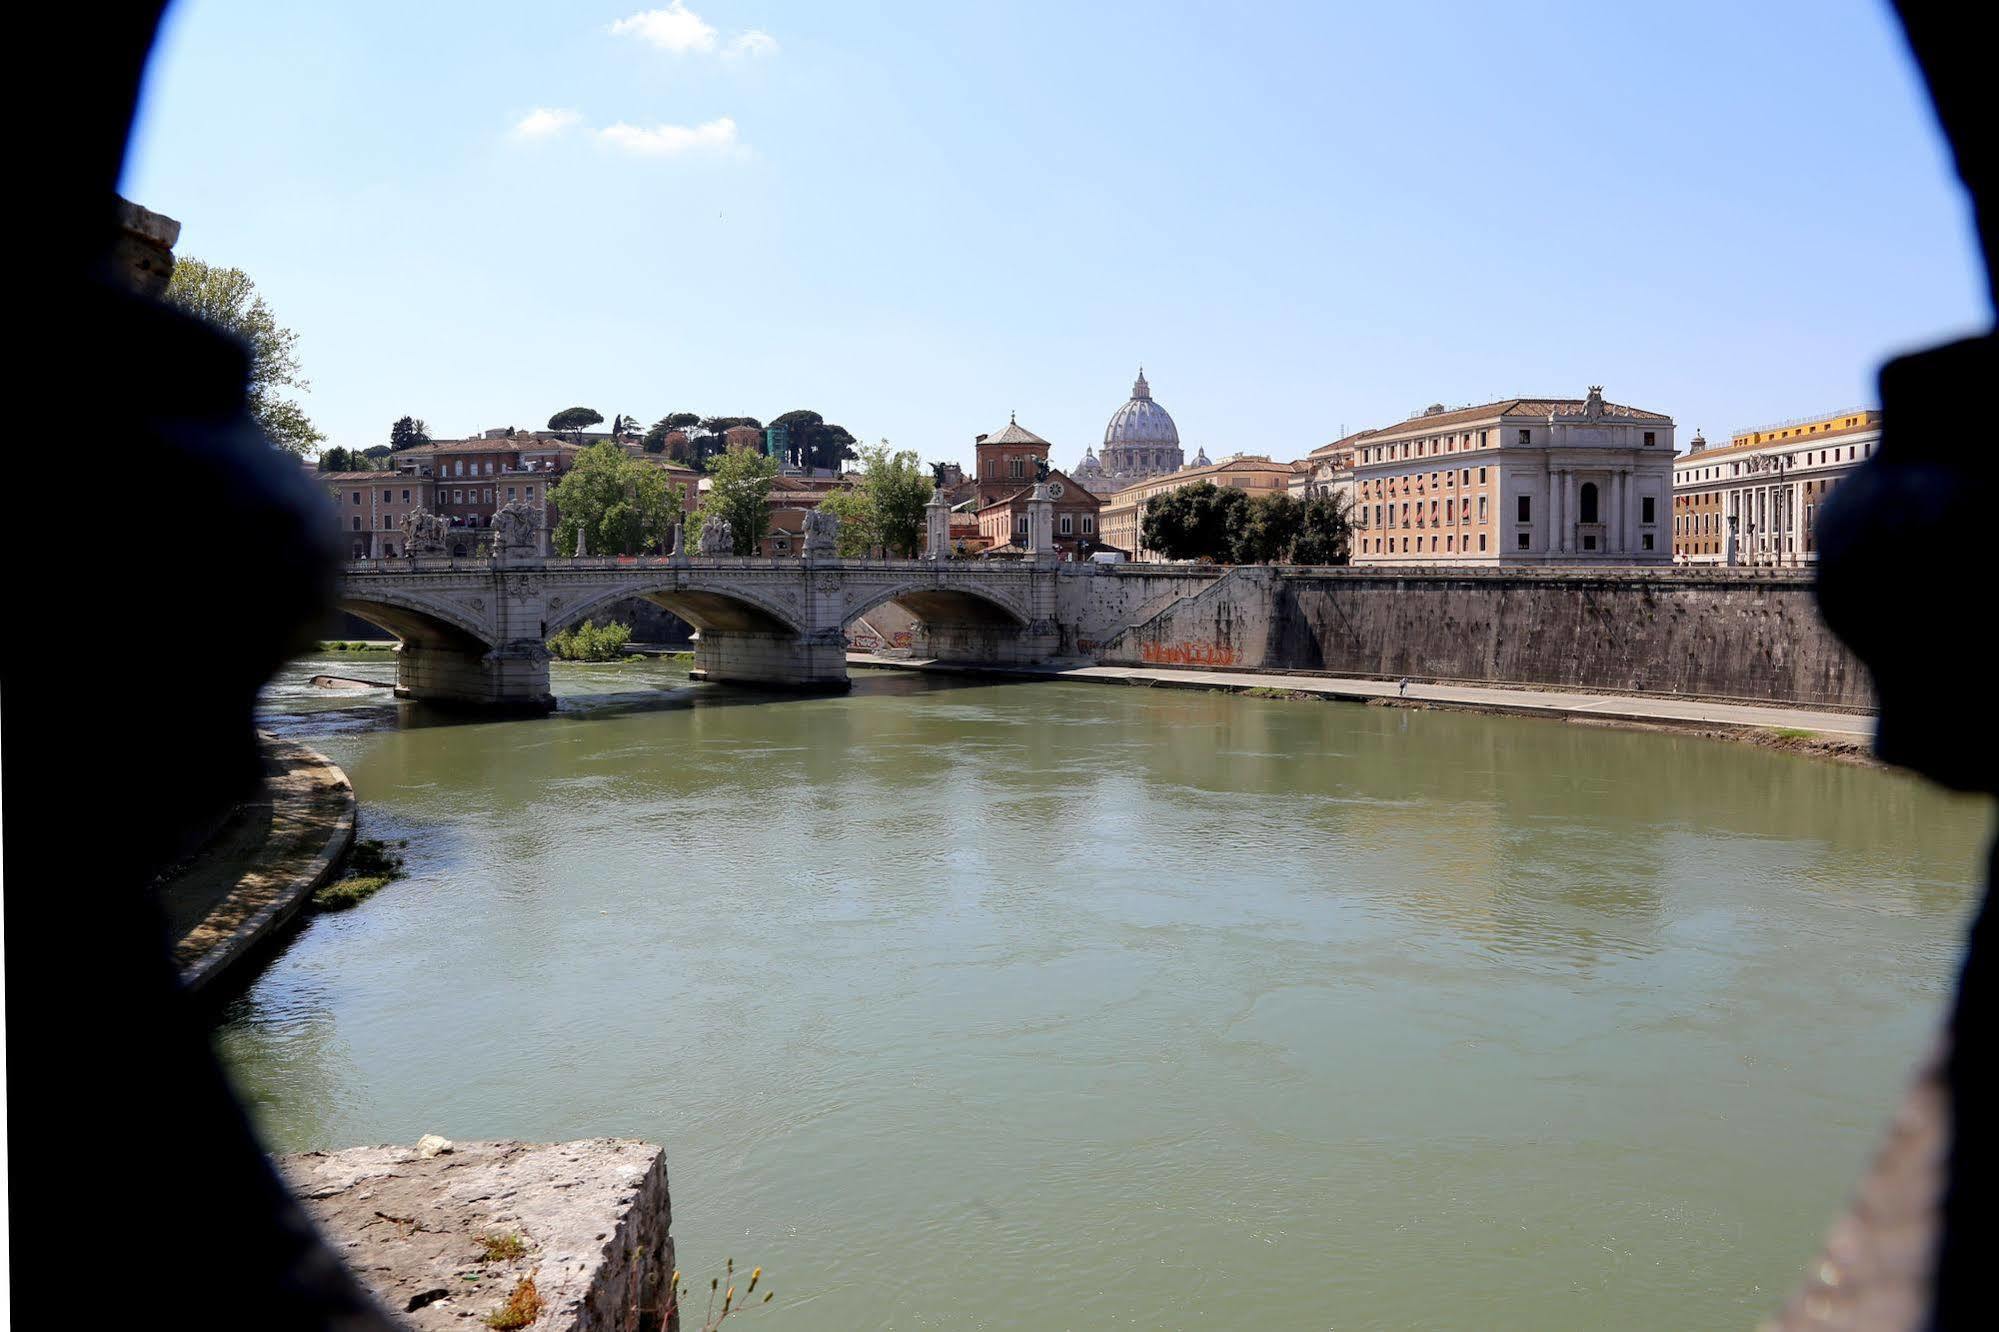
[[1104, 370, 1180, 449], [1087, 369, 1185, 484]]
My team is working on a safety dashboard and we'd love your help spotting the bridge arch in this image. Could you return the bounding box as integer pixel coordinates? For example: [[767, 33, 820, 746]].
[[543, 576, 809, 641], [837, 577, 1030, 632], [337, 587, 497, 650]]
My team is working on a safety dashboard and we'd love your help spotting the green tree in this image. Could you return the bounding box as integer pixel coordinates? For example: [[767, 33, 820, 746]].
[[644, 412, 703, 458], [610, 413, 642, 440], [858, 441, 931, 557], [164, 256, 323, 454], [769, 409, 858, 472], [816, 486, 879, 557], [389, 415, 431, 452], [1142, 481, 1249, 562], [1290, 493, 1354, 566], [317, 445, 352, 472], [547, 406, 604, 440], [693, 447, 779, 555], [361, 444, 393, 462], [1232, 492, 1304, 564], [550, 442, 677, 556]]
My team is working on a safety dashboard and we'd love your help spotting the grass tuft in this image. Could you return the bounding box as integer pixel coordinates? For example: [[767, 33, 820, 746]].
[[485, 1275, 544, 1329], [477, 1232, 529, 1263], [313, 839, 408, 912]]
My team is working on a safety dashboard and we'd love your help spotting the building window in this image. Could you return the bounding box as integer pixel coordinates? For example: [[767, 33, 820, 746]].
[[383, 490, 393, 503], [1478, 534, 1487, 552], [1478, 496, 1488, 520], [1517, 495, 1531, 522], [526, 487, 535, 500], [455, 460, 464, 476], [1642, 496, 1656, 523], [508, 487, 516, 501], [352, 516, 362, 530], [1082, 515, 1094, 534], [1478, 467, 1487, 483], [1643, 431, 1656, 447], [1516, 429, 1530, 445], [352, 491, 362, 505], [402, 489, 411, 502], [1059, 514, 1073, 535], [1016, 516, 1029, 535], [1643, 534, 1655, 550], [1517, 532, 1529, 549], [1579, 483, 1600, 524]]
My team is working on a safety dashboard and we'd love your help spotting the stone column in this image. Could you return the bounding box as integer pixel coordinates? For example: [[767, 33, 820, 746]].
[[1621, 468, 1637, 557], [1795, 479, 1809, 564], [1027, 484, 1056, 564], [1549, 468, 1563, 555], [924, 490, 951, 561]]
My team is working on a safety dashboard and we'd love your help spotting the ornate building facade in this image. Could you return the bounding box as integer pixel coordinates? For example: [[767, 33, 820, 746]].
[[1349, 387, 1675, 565], [1671, 409, 1879, 565], [1075, 370, 1188, 490]]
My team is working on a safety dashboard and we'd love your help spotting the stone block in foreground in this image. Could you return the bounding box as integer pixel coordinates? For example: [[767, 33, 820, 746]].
[[282, 1137, 674, 1330]]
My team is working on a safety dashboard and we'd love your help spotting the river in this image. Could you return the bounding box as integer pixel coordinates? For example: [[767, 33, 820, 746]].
[[226, 654, 1991, 1329]]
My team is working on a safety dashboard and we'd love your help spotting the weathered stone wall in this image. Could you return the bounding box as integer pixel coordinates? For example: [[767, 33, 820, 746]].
[[1050, 565, 1225, 655], [283, 1137, 674, 1331], [1096, 566, 1870, 707]]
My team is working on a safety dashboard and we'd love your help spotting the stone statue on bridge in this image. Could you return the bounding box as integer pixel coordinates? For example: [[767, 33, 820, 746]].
[[696, 515, 735, 556], [400, 507, 447, 558], [491, 501, 539, 554], [802, 507, 838, 558]]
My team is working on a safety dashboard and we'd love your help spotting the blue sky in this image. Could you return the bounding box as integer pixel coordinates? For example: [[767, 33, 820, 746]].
[[125, 1, 1989, 466]]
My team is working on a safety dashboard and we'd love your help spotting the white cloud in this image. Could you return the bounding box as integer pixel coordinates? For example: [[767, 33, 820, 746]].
[[608, 4, 717, 55], [724, 30, 779, 61], [597, 116, 741, 157], [513, 107, 583, 139]]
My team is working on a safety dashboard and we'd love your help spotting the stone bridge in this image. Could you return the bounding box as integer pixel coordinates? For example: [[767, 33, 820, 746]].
[[338, 554, 1063, 709]]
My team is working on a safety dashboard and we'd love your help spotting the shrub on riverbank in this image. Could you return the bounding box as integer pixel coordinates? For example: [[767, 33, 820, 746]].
[[314, 838, 406, 912], [547, 619, 633, 662]]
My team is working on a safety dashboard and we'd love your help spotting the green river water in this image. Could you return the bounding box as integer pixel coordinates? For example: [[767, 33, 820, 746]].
[[227, 655, 1991, 1329]]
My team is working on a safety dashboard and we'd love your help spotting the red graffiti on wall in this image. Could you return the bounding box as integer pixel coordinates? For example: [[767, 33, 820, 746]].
[[1139, 640, 1238, 667]]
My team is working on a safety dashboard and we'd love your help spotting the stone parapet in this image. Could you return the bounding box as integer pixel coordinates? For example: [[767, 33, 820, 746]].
[[282, 1137, 675, 1331]]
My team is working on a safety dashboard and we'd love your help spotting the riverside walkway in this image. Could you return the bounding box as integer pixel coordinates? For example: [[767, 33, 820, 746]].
[[155, 733, 356, 992], [848, 655, 1875, 741]]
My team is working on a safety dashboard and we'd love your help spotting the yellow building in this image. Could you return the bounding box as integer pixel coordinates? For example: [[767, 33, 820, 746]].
[[1098, 455, 1295, 561], [1672, 409, 1880, 565]]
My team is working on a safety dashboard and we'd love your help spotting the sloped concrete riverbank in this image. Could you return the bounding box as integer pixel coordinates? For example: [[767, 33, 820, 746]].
[[156, 731, 356, 992]]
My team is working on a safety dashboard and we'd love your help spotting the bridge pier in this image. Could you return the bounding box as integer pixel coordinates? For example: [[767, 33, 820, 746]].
[[918, 618, 1063, 667], [689, 628, 850, 691], [395, 639, 554, 713]]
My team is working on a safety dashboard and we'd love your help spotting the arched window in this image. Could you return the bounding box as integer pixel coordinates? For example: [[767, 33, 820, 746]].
[[1579, 482, 1600, 524]]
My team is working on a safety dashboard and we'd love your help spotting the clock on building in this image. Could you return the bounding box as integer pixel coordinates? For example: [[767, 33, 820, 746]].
[[1047, 480, 1065, 499]]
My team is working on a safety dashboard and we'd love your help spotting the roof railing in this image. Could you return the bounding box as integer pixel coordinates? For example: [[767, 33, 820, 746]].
[[1728, 407, 1878, 438]]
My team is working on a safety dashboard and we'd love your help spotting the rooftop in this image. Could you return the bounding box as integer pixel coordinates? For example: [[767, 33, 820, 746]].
[[979, 415, 1053, 448], [1363, 395, 1671, 439]]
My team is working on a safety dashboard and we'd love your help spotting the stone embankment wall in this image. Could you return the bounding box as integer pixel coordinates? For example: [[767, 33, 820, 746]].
[[1051, 565, 1224, 655], [1095, 566, 1870, 708]]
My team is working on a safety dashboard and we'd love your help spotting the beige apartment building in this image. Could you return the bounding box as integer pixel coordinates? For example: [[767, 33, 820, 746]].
[[320, 470, 435, 559], [1348, 388, 1674, 565], [1099, 454, 1294, 560], [1671, 409, 1879, 565]]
